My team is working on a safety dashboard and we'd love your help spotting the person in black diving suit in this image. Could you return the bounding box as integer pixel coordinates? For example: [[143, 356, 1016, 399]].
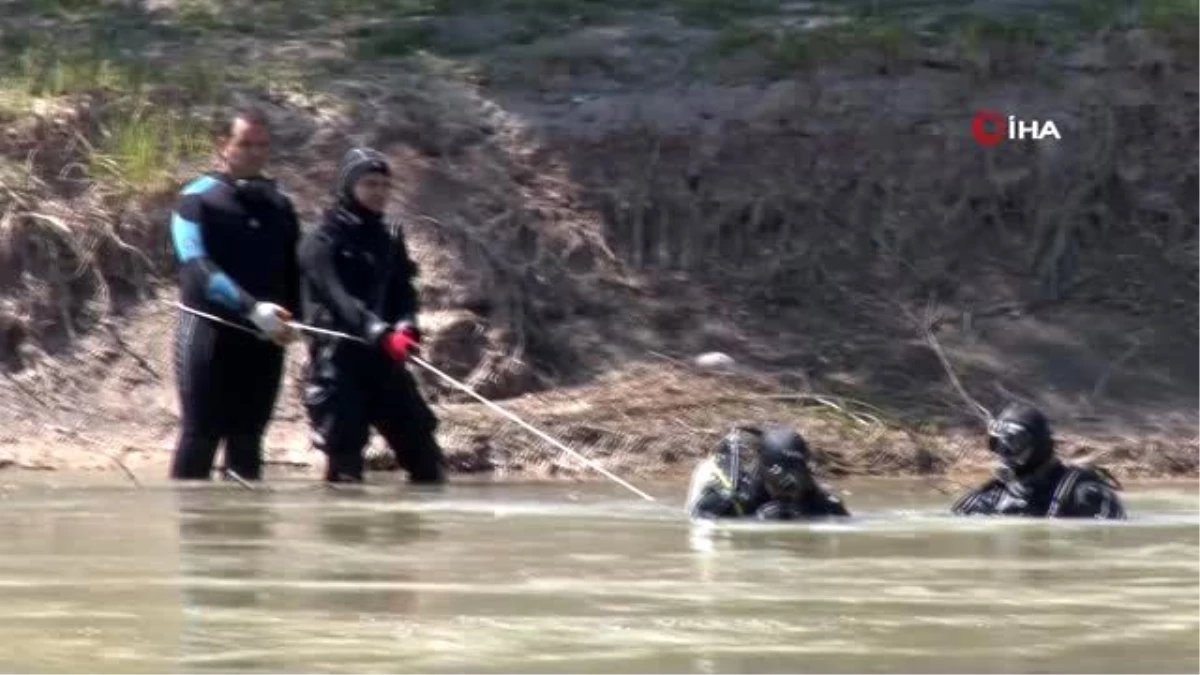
[[168, 106, 301, 481], [298, 148, 446, 485], [686, 425, 850, 520], [950, 402, 1126, 519]]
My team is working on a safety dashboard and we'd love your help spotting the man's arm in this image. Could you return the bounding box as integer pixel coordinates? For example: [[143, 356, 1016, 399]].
[[692, 487, 742, 519], [686, 459, 745, 519], [297, 227, 390, 343], [754, 501, 788, 520], [170, 187, 255, 314], [1068, 480, 1126, 520], [754, 490, 850, 520]]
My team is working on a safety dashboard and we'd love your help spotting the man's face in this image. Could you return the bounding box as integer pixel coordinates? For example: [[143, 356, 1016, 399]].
[[353, 171, 392, 213], [219, 118, 270, 178]]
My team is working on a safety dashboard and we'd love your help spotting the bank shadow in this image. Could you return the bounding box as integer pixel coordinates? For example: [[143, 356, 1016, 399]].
[[292, 490, 435, 617], [175, 488, 280, 671], [173, 488, 436, 671]]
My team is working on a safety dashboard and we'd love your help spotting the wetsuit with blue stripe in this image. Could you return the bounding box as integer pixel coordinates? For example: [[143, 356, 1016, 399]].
[[169, 172, 301, 480]]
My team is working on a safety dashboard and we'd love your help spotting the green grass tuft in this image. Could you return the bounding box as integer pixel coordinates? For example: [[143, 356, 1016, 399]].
[[0, 78, 35, 119], [88, 107, 210, 193], [2, 44, 151, 98]]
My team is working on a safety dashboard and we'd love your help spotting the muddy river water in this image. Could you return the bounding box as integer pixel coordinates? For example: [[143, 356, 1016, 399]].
[[0, 478, 1195, 673]]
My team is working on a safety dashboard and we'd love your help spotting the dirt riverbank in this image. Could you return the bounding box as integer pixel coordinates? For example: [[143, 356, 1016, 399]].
[[1, 0, 1196, 483]]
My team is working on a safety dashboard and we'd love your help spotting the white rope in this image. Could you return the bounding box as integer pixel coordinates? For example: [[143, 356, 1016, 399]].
[[172, 302, 660, 503]]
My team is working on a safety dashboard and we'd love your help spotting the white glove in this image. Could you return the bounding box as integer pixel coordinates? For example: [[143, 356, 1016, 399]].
[[249, 302, 296, 346]]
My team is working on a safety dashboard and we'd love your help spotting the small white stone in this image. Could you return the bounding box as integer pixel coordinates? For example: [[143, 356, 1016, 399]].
[[694, 352, 736, 370]]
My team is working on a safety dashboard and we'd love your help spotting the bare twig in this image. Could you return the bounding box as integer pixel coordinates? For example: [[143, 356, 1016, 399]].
[[106, 324, 160, 380], [1088, 335, 1144, 407], [761, 392, 893, 418], [671, 416, 718, 434], [990, 382, 1027, 406], [646, 349, 691, 368], [764, 393, 884, 428], [107, 452, 142, 488], [902, 298, 992, 425]]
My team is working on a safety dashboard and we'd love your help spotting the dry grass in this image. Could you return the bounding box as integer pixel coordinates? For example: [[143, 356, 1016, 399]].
[[0, 77, 212, 368], [434, 360, 960, 480], [0, 0, 1194, 481], [0, 157, 163, 358]]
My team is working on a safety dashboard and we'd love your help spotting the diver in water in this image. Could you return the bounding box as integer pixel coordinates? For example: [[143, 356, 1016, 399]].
[[950, 402, 1126, 519], [686, 425, 850, 520]]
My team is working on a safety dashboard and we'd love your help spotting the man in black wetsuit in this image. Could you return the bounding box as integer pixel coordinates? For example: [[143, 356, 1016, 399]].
[[297, 148, 446, 484], [168, 106, 301, 481], [950, 402, 1126, 519], [686, 425, 850, 520]]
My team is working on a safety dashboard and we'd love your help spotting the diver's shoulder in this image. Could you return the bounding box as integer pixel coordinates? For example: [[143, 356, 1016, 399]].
[[1062, 461, 1123, 492], [179, 173, 224, 198], [1059, 462, 1126, 518]]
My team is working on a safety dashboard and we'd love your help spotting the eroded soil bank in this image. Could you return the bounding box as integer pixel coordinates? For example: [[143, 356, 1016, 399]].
[[0, 0, 1196, 482]]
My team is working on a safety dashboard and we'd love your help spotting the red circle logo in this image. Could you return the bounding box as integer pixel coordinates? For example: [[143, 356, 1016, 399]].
[[971, 110, 1005, 146]]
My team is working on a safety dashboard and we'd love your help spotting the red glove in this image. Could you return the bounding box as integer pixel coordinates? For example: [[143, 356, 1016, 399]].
[[394, 321, 421, 345], [382, 326, 419, 362]]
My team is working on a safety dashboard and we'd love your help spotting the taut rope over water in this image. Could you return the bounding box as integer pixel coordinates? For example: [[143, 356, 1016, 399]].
[[172, 301, 660, 503]]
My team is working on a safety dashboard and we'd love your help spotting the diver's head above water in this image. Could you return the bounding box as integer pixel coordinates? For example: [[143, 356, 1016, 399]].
[[757, 427, 816, 502], [987, 402, 1055, 476]]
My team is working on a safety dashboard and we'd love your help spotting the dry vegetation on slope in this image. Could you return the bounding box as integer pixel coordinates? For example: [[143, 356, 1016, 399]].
[[0, 0, 1196, 481]]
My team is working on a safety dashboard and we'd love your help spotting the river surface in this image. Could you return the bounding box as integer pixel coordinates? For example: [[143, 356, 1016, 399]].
[[0, 478, 1195, 673]]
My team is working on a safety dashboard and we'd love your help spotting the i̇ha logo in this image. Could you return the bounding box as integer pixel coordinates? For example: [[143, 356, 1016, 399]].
[[971, 109, 1061, 146]]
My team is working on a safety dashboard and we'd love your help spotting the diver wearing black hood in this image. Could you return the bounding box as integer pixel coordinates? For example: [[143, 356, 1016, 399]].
[[686, 425, 850, 520], [297, 148, 446, 484], [950, 403, 1125, 519]]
